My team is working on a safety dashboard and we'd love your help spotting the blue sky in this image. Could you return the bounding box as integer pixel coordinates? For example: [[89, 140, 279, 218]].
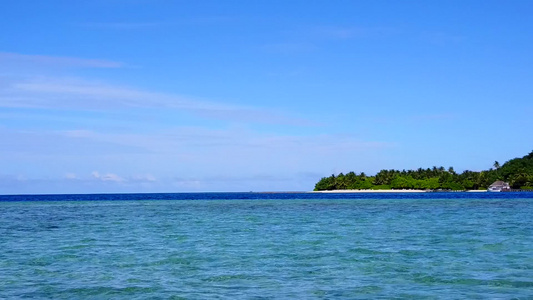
[[1, 0, 532, 194]]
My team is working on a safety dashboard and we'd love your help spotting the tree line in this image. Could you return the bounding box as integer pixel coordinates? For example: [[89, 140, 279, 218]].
[[314, 151, 533, 191]]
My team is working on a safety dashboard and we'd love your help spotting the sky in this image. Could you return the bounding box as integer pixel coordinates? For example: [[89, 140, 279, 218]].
[[1, 0, 532, 194]]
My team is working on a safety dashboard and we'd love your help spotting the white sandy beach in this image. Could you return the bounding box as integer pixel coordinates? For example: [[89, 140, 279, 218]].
[[311, 189, 488, 193], [311, 189, 427, 193]]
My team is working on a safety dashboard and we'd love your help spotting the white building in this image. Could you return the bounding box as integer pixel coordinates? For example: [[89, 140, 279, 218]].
[[487, 181, 510, 192]]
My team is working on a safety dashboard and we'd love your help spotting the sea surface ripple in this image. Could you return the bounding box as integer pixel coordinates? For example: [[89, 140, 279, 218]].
[[1, 193, 532, 299]]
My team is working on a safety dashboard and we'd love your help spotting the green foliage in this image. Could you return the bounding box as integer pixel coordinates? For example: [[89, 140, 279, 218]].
[[371, 185, 391, 190], [314, 150, 533, 191]]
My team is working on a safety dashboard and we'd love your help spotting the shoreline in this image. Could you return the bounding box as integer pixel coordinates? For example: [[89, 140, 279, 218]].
[[311, 189, 489, 193]]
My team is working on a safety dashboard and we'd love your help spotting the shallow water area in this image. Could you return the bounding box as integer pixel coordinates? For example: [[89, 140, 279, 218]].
[[1, 192, 532, 299]]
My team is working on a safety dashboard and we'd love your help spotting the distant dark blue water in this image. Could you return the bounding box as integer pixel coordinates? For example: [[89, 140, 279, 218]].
[[3, 191, 533, 202], [1, 192, 532, 299]]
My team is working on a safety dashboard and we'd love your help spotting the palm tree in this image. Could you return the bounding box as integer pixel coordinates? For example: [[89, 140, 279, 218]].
[[494, 161, 501, 169]]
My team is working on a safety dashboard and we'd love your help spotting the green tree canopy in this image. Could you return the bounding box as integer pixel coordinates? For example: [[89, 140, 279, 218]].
[[314, 150, 533, 191]]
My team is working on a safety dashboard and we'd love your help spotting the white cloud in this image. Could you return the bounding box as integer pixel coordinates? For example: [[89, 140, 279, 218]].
[[0, 123, 393, 193], [1, 125, 392, 191], [0, 52, 124, 68], [315, 26, 398, 40], [131, 174, 157, 182], [79, 22, 164, 30], [63, 130, 96, 138], [89, 171, 156, 183], [50, 127, 391, 158], [173, 179, 202, 189], [0, 51, 315, 126], [91, 171, 126, 183], [65, 173, 78, 179], [0, 76, 312, 125], [262, 42, 317, 54]]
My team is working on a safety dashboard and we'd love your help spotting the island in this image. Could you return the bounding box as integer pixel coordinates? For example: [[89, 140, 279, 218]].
[[314, 151, 533, 192]]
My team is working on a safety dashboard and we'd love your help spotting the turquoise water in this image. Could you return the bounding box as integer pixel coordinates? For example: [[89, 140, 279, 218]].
[[1, 194, 532, 299]]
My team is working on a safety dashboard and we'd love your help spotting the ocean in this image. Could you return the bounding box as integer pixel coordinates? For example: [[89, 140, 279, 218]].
[[1, 192, 532, 299]]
